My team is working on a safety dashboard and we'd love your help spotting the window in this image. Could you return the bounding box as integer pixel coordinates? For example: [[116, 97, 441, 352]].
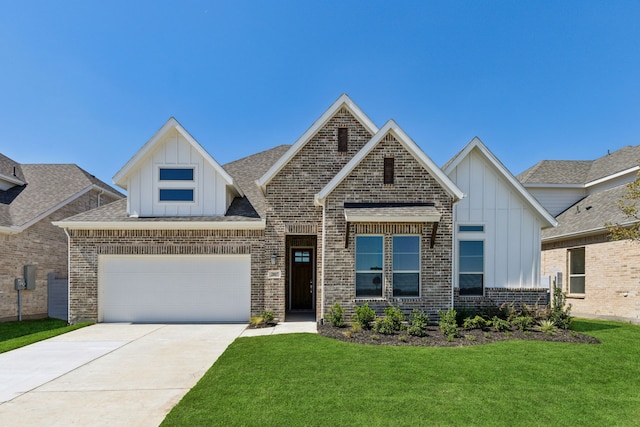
[[355, 236, 383, 297], [294, 250, 311, 263], [159, 168, 194, 181], [384, 157, 394, 184], [459, 240, 484, 296], [338, 128, 348, 152], [392, 236, 420, 297], [459, 225, 484, 232], [568, 248, 585, 294], [159, 189, 194, 202]]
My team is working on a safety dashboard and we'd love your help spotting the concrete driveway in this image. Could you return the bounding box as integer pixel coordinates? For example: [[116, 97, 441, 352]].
[[0, 323, 247, 426]]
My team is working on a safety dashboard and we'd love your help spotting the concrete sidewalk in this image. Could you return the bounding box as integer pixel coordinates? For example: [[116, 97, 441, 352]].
[[0, 320, 316, 426]]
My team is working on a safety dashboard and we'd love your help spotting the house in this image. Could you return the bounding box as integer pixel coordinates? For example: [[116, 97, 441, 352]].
[[519, 145, 640, 323], [0, 153, 123, 321], [54, 95, 554, 324]]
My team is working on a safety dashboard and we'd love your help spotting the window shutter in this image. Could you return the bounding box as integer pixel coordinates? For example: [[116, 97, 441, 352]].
[[384, 157, 394, 184]]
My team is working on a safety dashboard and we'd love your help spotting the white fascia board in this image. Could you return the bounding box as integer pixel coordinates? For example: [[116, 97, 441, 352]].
[[52, 219, 266, 231], [344, 213, 441, 223], [257, 94, 379, 192], [0, 173, 25, 187], [0, 225, 21, 234], [316, 120, 464, 205], [585, 166, 639, 188], [542, 220, 639, 243], [448, 137, 557, 228], [523, 183, 585, 189]]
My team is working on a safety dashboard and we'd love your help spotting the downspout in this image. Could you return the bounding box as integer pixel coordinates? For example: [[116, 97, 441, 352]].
[[63, 227, 71, 324], [97, 189, 104, 207], [320, 203, 326, 321], [451, 199, 457, 309]]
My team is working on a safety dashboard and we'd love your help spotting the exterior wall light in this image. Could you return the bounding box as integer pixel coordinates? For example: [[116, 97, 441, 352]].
[[271, 253, 277, 265]]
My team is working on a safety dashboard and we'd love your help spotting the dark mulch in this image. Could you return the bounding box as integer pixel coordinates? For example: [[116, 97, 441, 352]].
[[317, 323, 600, 347]]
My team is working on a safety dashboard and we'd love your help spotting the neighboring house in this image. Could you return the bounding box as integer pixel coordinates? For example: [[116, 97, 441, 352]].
[[519, 145, 640, 323], [55, 95, 554, 324], [0, 153, 123, 321]]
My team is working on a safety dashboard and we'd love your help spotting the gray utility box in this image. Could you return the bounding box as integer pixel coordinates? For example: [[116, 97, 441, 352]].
[[14, 278, 26, 290]]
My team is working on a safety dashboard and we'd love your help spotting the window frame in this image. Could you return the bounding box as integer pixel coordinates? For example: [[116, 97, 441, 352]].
[[392, 235, 421, 297], [568, 247, 586, 295], [355, 235, 384, 298], [458, 239, 485, 297], [157, 165, 197, 204]]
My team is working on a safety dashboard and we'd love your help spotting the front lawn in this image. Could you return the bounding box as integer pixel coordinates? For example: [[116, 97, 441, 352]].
[[0, 318, 91, 354], [163, 319, 640, 426]]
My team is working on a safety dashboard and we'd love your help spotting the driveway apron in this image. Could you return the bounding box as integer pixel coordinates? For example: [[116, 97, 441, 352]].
[[0, 323, 246, 427]]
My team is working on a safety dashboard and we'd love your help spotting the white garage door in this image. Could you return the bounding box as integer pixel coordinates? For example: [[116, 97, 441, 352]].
[[99, 254, 251, 323]]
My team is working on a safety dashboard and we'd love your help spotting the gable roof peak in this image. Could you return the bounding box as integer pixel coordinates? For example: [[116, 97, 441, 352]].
[[256, 94, 379, 191]]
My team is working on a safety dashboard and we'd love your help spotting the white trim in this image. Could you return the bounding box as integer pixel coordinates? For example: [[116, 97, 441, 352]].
[[445, 137, 557, 229], [585, 166, 639, 188], [0, 173, 25, 187], [315, 120, 464, 206], [344, 213, 441, 223], [257, 94, 379, 193], [113, 117, 243, 197], [542, 220, 639, 243], [523, 183, 586, 189], [53, 219, 266, 231], [0, 225, 21, 234]]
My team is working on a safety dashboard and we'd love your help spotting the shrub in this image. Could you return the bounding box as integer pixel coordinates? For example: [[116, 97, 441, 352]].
[[398, 335, 408, 343], [328, 303, 345, 328], [463, 315, 488, 330], [249, 316, 264, 327], [512, 315, 535, 332], [261, 311, 276, 325], [549, 287, 573, 329], [537, 319, 558, 335], [490, 316, 510, 332], [407, 309, 429, 337], [373, 305, 405, 335], [353, 303, 376, 330], [373, 317, 396, 335], [438, 308, 459, 339]]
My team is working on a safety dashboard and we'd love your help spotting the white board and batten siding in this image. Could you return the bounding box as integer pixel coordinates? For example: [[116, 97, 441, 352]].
[[448, 149, 544, 289], [127, 128, 230, 217]]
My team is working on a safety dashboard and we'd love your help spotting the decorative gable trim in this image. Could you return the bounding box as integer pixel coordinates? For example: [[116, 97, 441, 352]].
[[444, 137, 557, 228], [256, 94, 378, 193], [314, 120, 464, 206], [113, 117, 242, 196]]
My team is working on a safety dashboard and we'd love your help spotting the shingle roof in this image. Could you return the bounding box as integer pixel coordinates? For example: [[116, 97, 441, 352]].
[[0, 153, 25, 183], [0, 160, 123, 230], [223, 145, 291, 217], [542, 183, 632, 241], [518, 145, 640, 185]]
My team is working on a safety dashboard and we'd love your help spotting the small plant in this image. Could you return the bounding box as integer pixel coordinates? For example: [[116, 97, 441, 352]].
[[483, 332, 491, 339], [512, 315, 534, 332], [463, 315, 488, 330], [537, 319, 558, 335], [398, 335, 408, 342], [465, 334, 476, 341], [351, 322, 362, 333], [407, 309, 429, 337], [438, 308, 459, 340], [373, 317, 396, 335], [549, 287, 573, 329], [373, 305, 405, 335], [342, 330, 353, 339], [353, 303, 376, 330], [249, 316, 264, 327], [371, 334, 380, 341], [490, 316, 510, 332], [328, 303, 345, 327], [261, 311, 276, 325]]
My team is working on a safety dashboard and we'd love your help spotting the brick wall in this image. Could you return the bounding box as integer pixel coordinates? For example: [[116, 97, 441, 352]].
[[323, 133, 455, 320], [66, 228, 265, 324], [542, 234, 640, 324], [454, 288, 549, 312], [0, 190, 118, 322]]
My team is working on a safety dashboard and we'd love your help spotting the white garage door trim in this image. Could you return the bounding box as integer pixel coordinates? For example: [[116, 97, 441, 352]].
[[98, 254, 251, 323]]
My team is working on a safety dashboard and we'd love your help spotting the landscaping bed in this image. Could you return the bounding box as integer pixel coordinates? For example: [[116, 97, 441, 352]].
[[318, 321, 600, 346]]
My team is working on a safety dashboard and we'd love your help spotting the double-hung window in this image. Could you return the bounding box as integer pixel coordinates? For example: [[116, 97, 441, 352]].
[[392, 235, 420, 297], [459, 240, 484, 296], [568, 247, 585, 294], [355, 236, 383, 297], [158, 167, 195, 202]]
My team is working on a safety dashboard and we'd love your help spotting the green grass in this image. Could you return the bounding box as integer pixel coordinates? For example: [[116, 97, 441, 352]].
[[162, 319, 640, 426], [0, 318, 91, 354]]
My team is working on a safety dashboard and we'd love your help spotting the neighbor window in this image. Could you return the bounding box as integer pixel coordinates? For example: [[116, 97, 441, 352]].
[[159, 168, 194, 181], [392, 236, 420, 297], [355, 236, 383, 297], [384, 157, 394, 184], [338, 128, 348, 152], [459, 240, 484, 296], [568, 247, 585, 294], [159, 189, 194, 202]]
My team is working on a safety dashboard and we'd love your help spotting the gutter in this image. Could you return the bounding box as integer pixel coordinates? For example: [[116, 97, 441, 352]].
[[52, 219, 267, 231]]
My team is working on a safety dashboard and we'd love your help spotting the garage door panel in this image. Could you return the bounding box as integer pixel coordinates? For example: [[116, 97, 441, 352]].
[[99, 255, 250, 323]]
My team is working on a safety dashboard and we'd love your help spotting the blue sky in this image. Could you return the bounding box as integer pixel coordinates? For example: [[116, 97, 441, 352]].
[[1, 1, 639, 187]]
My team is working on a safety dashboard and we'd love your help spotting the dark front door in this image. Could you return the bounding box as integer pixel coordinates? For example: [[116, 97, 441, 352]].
[[291, 249, 314, 310]]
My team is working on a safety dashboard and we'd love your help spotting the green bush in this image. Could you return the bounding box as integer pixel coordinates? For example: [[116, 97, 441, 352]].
[[328, 303, 345, 328], [537, 319, 558, 335], [463, 315, 488, 330], [438, 308, 459, 339], [373, 305, 405, 335], [353, 303, 376, 330], [490, 316, 510, 332], [261, 311, 276, 325], [373, 317, 396, 335], [407, 309, 429, 337], [549, 287, 573, 329], [512, 315, 534, 332]]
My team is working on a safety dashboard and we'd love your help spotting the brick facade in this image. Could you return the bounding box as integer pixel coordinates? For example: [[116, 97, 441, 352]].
[[542, 234, 640, 324], [0, 190, 117, 321], [454, 288, 549, 312]]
